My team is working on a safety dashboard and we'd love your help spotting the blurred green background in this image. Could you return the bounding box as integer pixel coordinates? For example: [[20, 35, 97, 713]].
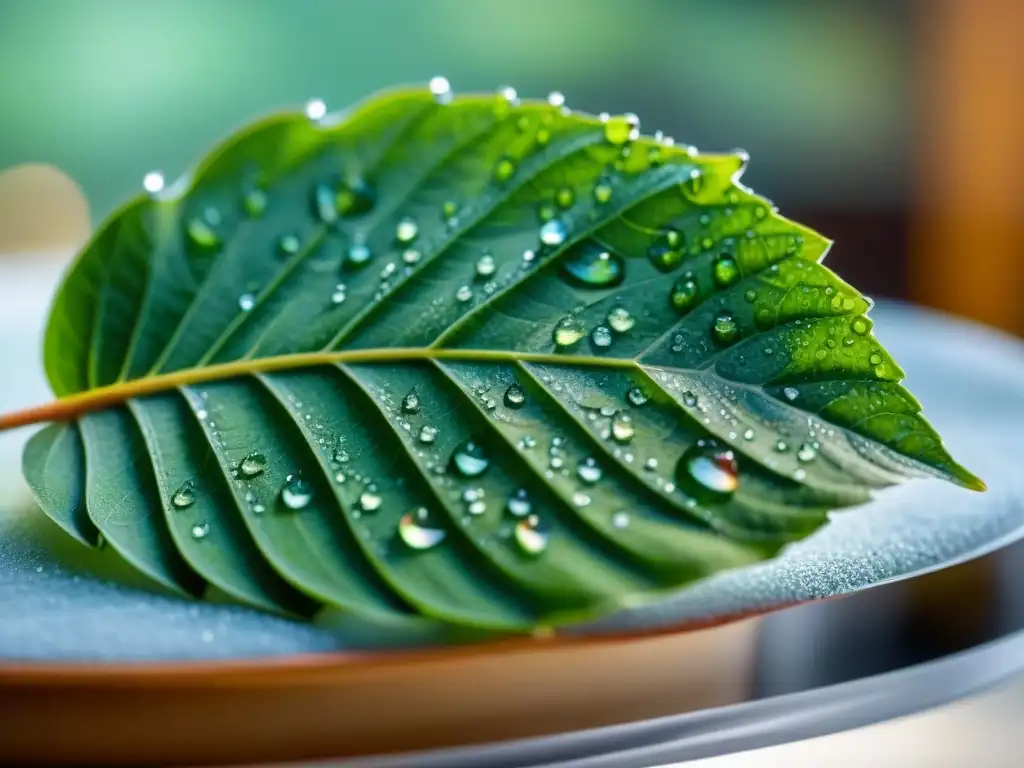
[[0, 0, 911, 220]]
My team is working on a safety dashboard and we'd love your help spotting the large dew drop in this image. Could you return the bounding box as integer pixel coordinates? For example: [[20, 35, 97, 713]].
[[347, 243, 373, 267], [669, 275, 698, 313], [399, 508, 447, 550], [712, 314, 739, 344], [395, 217, 419, 244], [713, 254, 740, 287], [401, 389, 421, 414], [171, 480, 196, 509], [504, 383, 526, 409], [281, 474, 314, 510], [186, 208, 222, 249], [539, 219, 568, 247], [577, 457, 603, 484], [515, 515, 549, 556], [603, 113, 640, 146], [607, 307, 635, 333], [676, 443, 739, 500], [553, 316, 586, 347], [560, 242, 625, 288], [239, 452, 268, 478], [450, 439, 489, 477], [506, 489, 532, 517]]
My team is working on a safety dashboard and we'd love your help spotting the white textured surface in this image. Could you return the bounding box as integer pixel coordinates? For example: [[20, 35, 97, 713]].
[[1, 259, 1022, 660]]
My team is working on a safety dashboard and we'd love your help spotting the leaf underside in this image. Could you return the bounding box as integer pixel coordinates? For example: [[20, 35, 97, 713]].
[[18, 86, 981, 632]]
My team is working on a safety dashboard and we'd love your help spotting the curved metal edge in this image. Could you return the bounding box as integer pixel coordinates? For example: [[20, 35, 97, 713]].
[[339, 628, 1024, 768]]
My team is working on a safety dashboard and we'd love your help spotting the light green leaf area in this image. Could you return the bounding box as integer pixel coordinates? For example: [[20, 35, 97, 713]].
[[17, 86, 981, 632]]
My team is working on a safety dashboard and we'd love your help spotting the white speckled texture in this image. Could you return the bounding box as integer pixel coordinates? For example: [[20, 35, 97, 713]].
[[1, 261, 1022, 660]]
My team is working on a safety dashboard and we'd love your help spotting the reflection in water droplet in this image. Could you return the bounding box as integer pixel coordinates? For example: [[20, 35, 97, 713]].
[[627, 386, 648, 406], [783, 386, 799, 401], [504, 384, 526, 409], [592, 326, 613, 348], [553, 316, 586, 347], [281, 474, 314, 510], [712, 314, 739, 344], [451, 440, 489, 477], [455, 285, 473, 303], [359, 492, 383, 512], [560, 242, 624, 287], [593, 180, 613, 204], [611, 511, 630, 529], [190, 522, 210, 540], [172, 480, 196, 509], [402, 248, 421, 265], [607, 307, 635, 333], [475, 252, 496, 278], [611, 413, 635, 443], [577, 457, 603, 484], [743, 428, 756, 441], [547, 91, 566, 107], [401, 390, 421, 414], [555, 187, 575, 209], [713, 254, 740, 287], [539, 219, 568, 247], [572, 491, 591, 507], [418, 425, 438, 444], [775, 439, 789, 452], [399, 508, 447, 550], [238, 294, 256, 312], [515, 515, 549, 555], [677, 444, 739, 499], [395, 217, 419, 244], [429, 76, 452, 104], [670, 275, 698, 313], [852, 316, 869, 335], [239, 452, 268, 477], [506, 489, 531, 517], [347, 243, 372, 266]]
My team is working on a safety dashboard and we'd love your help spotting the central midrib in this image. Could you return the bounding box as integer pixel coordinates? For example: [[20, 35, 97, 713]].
[[0, 349, 644, 432]]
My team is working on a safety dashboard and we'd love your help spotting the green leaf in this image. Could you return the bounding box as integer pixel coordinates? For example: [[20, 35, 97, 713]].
[[7, 85, 982, 634]]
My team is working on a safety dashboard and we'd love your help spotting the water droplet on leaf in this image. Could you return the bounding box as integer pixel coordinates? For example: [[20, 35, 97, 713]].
[[451, 440, 489, 477], [515, 515, 549, 555], [281, 474, 314, 510], [677, 443, 739, 499], [399, 508, 446, 550], [670, 276, 698, 313], [591, 326, 613, 348], [712, 314, 739, 344], [401, 390, 421, 414], [239, 452, 268, 477], [607, 307, 635, 333], [560, 242, 624, 287], [506, 489, 531, 517], [713, 254, 740, 287], [504, 384, 526, 409], [395, 217, 419, 244], [172, 480, 196, 509], [553, 316, 586, 347], [577, 457, 603, 484], [539, 219, 568, 247]]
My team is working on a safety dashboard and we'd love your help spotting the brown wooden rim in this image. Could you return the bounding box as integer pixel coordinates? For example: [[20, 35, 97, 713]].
[[0, 602, 788, 687]]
